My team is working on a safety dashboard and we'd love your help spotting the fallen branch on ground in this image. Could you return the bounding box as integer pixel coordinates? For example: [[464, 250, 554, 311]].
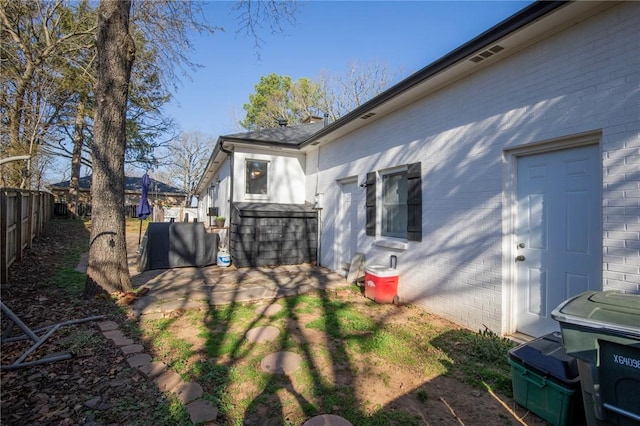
[[439, 396, 465, 426]]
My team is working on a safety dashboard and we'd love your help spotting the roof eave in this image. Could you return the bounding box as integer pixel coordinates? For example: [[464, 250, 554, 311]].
[[194, 137, 225, 194], [220, 136, 301, 150], [299, 0, 570, 149]]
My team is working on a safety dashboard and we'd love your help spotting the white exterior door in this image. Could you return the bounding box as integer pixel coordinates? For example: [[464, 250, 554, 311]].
[[338, 181, 359, 272], [515, 144, 601, 337]]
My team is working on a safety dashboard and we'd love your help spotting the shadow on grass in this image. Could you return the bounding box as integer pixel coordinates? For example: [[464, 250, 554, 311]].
[[192, 284, 426, 426], [125, 224, 537, 425], [430, 328, 516, 396], [134, 272, 538, 425]]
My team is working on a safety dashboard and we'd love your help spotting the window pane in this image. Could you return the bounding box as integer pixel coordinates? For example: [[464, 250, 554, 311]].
[[246, 160, 268, 194], [382, 172, 407, 238]]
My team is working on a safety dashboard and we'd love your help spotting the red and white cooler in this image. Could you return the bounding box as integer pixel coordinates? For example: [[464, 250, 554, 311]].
[[364, 265, 399, 304]]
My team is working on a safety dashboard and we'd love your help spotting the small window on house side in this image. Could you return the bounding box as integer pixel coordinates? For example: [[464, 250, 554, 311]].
[[381, 171, 408, 238], [246, 160, 268, 195], [366, 162, 422, 242]]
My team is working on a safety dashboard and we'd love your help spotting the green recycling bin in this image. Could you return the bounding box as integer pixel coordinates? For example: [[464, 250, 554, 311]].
[[551, 291, 640, 426], [508, 332, 584, 426]]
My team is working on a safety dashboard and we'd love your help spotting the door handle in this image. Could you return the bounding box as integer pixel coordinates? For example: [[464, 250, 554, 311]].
[[515, 255, 526, 262]]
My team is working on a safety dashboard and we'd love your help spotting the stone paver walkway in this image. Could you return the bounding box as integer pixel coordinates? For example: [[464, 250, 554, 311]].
[[97, 320, 217, 423], [247, 305, 351, 425], [303, 414, 353, 426], [96, 305, 350, 425], [80, 237, 352, 424]]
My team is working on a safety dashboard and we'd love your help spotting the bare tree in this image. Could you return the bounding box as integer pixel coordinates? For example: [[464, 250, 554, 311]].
[[85, 0, 136, 296], [163, 131, 214, 205], [239, 61, 401, 130], [319, 60, 402, 121], [232, 0, 298, 57]]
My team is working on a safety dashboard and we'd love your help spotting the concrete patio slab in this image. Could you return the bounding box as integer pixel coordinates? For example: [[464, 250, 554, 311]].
[[73, 235, 352, 320]]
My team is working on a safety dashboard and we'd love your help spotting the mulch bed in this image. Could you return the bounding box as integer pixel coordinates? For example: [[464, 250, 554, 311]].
[[1, 220, 169, 426]]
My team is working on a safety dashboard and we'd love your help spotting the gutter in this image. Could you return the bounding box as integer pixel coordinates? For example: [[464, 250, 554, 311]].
[[219, 140, 234, 214], [194, 138, 222, 195], [299, 0, 569, 148], [220, 136, 300, 150]]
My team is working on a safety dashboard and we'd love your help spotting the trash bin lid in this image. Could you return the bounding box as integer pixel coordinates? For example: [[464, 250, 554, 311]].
[[551, 291, 640, 340], [365, 265, 398, 277], [508, 332, 580, 385]]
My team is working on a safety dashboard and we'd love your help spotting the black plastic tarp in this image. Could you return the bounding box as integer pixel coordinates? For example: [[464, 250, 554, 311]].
[[137, 222, 218, 271]]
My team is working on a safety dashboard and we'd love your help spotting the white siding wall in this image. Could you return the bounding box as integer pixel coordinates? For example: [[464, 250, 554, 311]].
[[197, 161, 231, 224], [312, 3, 639, 333], [234, 148, 307, 204]]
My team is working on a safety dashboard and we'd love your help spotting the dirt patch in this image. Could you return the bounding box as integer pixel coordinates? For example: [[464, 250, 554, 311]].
[[1, 220, 170, 425]]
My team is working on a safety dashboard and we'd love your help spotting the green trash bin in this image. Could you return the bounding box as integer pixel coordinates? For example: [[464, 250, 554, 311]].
[[551, 291, 640, 426], [508, 332, 584, 426]]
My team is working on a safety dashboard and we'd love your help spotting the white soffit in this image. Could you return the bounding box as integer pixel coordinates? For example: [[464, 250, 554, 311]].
[[306, 1, 615, 147]]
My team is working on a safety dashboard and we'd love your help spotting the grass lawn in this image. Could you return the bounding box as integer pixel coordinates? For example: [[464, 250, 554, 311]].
[[137, 287, 521, 425]]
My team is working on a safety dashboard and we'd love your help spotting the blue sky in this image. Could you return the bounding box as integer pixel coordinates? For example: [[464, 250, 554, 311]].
[[164, 1, 533, 138]]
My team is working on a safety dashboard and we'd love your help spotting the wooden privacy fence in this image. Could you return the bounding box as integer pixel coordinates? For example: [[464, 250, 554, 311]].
[[1, 188, 54, 284], [53, 203, 139, 218], [53, 202, 92, 217]]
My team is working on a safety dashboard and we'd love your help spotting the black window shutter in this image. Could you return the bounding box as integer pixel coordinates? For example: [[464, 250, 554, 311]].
[[365, 172, 376, 236], [407, 162, 422, 241]]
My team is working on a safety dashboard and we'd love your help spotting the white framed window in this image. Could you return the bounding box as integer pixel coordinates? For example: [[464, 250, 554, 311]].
[[245, 159, 269, 196], [381, 170, 408, 238], [366, 162, 422, 242]]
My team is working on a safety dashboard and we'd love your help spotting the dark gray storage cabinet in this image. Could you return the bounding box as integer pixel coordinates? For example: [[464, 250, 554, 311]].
[[230, 202, 318, 267]]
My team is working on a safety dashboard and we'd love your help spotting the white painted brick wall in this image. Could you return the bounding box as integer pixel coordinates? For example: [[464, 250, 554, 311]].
[[234, 149, 307, 204], [312, 2, 640, 333]]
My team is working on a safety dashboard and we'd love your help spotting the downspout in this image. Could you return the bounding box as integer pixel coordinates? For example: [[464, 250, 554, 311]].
[[217, 140, 234, 257], [316, 146, 322, 267], [219, 140, 234, 225], [314, 116, 328, 266]]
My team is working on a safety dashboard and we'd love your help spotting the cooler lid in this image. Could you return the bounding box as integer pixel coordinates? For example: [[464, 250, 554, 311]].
[[508, 332, 580, 384], [365, 265, 398, 277], [551, 291, 640, 339]]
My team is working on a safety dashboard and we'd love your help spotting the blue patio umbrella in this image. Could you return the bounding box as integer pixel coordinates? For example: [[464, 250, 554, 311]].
[[137, 173, 152, 244]]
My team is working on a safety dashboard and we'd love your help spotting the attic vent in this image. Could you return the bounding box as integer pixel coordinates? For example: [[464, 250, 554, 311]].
[[469, 44, 504, 63], [360, 112, 376, 120]]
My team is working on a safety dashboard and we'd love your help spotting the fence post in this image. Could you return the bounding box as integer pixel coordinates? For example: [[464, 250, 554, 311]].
[[16, 191, 23, 262], [1, 190, 7, 285], [28, 191, 35, 250]]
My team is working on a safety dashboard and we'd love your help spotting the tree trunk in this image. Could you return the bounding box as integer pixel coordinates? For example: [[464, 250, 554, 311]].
[[69, 92, 87, 219], [85, 0, 135, 297]]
